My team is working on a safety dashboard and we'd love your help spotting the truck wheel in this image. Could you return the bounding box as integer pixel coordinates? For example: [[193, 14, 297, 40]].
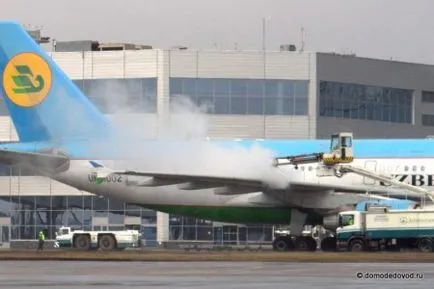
[[348, 238, 365, 252], [321, 237, 337, 252], [74, 234, 90, 250], [99, 234, 116, 251], [418, 238, 434, 252]]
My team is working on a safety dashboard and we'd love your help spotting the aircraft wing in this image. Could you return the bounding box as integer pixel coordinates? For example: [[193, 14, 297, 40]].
[[117, 171, 271, 195], [113, 170, 425, 200]]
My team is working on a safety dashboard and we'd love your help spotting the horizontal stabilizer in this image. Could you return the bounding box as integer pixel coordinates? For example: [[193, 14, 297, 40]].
[[0, 148, 70, 175]]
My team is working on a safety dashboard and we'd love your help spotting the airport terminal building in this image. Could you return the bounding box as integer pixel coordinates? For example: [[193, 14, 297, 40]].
[[1, 37, 434, 247]]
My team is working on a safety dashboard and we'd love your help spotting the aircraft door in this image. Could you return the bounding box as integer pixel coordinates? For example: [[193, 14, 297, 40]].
[[363, 160, 377, 185]]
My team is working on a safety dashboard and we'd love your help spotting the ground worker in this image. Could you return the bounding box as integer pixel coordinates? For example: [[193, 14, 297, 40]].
[[348, 215, 354, 225], [37, 229, 45, 251]]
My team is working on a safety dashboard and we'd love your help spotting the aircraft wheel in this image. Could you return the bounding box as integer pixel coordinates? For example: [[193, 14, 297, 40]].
[[295, 237, 316, 251], [99, 234, 117, 251], [273, 236, 294, 251]]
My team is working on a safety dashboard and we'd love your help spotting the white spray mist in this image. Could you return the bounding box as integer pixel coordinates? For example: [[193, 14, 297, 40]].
[[82, 81, 290, 189]]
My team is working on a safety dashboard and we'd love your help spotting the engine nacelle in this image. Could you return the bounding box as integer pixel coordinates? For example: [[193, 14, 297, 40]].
[[322, 214, 340, 232]]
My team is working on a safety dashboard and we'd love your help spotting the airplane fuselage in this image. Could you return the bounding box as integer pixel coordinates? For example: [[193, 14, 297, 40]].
[[45, 155, 434, 233], [1, 139, 432, 234]]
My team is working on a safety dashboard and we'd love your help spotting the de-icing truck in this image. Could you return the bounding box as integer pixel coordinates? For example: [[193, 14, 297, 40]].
[[334, 206, 434, 252]]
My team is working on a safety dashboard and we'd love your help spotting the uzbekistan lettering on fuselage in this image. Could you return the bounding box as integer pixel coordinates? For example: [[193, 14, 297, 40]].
[[379, 174, 434, 187], [88, 172, 122, 184]]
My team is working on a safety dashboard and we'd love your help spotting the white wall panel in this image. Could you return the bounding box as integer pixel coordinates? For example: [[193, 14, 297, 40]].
[[265, 116, 311, 139], [168, 50, 198, 77], [206, 115, 312, 139], [124, 50, 158, 78], [265, 52, 312, 80], [106, 113, 158, 139], [91, 51, 125, 79], [0, 116, 17, 141], [197, 51, 264, 78], [207, 115, 265, 139], [82, 51, 94, 79], [49, 52, 84, 79], [169, 50, 313, 80]]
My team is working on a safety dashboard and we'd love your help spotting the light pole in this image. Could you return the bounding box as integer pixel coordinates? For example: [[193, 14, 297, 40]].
[[262, 15, 271, 51]]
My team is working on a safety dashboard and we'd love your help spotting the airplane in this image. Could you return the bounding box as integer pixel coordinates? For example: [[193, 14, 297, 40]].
[[0, 20, 432, 252]]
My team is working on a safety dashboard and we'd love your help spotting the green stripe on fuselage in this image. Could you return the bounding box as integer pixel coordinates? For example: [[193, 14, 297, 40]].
[[146, 205, 292, 224]]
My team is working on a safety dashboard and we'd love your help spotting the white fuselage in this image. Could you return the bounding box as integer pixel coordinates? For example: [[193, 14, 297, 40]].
[[53, 157, 432, 210], [48, 157, 432, 234]]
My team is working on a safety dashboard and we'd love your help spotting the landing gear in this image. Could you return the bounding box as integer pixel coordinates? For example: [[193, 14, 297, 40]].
[[320, 237, 337, 251], [272, 236, 317, 251], [272, 236, 294, 251], [295, 237, 317, 251]]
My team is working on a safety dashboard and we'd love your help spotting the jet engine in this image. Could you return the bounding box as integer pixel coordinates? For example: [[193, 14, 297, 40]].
[[322, 213, 340, 232]]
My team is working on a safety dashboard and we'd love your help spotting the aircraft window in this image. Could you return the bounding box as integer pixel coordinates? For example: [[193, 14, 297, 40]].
[[308, 166, 312, 171], [404, 166, 409, 172], [421, 166, 425, 172], [301, 166, 305, 171], [413, 165, 417, 172]]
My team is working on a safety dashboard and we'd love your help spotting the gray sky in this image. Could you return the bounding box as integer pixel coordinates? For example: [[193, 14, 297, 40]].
[[2, 0, 433, 64]]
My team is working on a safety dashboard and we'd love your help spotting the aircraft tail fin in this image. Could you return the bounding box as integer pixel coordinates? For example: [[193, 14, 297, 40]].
[[0, 21, 111, 142]]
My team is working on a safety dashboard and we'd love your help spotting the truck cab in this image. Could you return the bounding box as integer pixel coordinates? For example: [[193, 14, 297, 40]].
[[336, 210, 360, 239], [326, 132, 354, 164]]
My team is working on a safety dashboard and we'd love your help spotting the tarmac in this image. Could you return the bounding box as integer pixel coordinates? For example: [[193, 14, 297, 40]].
[[2, 250, 434, 262], [0, 260, 432, 288]]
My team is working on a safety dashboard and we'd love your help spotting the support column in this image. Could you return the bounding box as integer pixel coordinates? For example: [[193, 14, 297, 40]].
[[156, 211, 169, 245]]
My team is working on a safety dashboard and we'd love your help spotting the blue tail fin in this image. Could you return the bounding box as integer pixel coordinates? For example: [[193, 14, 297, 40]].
[[0, 21, 111, 142]]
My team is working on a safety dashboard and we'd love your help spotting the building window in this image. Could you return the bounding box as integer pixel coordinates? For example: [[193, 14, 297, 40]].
[[422, 91, 434, 103], [422, 114, 434, 126], [169, 78, 309, 115], [74, 78, 157, 114], [319, 81, 413, 124]]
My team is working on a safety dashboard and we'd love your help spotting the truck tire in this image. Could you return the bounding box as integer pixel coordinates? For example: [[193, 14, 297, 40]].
[[418, 238, 434, 252], [320, 237, 337, 252], [99, 234, 117, 251], [348, 238, 365, 252], [74, 234, 91, 250]]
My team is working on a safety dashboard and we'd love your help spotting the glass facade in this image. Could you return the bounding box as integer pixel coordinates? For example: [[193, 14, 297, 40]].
[[0, 195, 158, 246], [422, 114, 434, 126], [169, 78, 309, 115], [319, 81, 413, 123], [0, 194, 274, 245], [422, 91, 434, 103], [74, 78, 157, 113], [0, 78, 157, 115], [169, 216, 273, 245]]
